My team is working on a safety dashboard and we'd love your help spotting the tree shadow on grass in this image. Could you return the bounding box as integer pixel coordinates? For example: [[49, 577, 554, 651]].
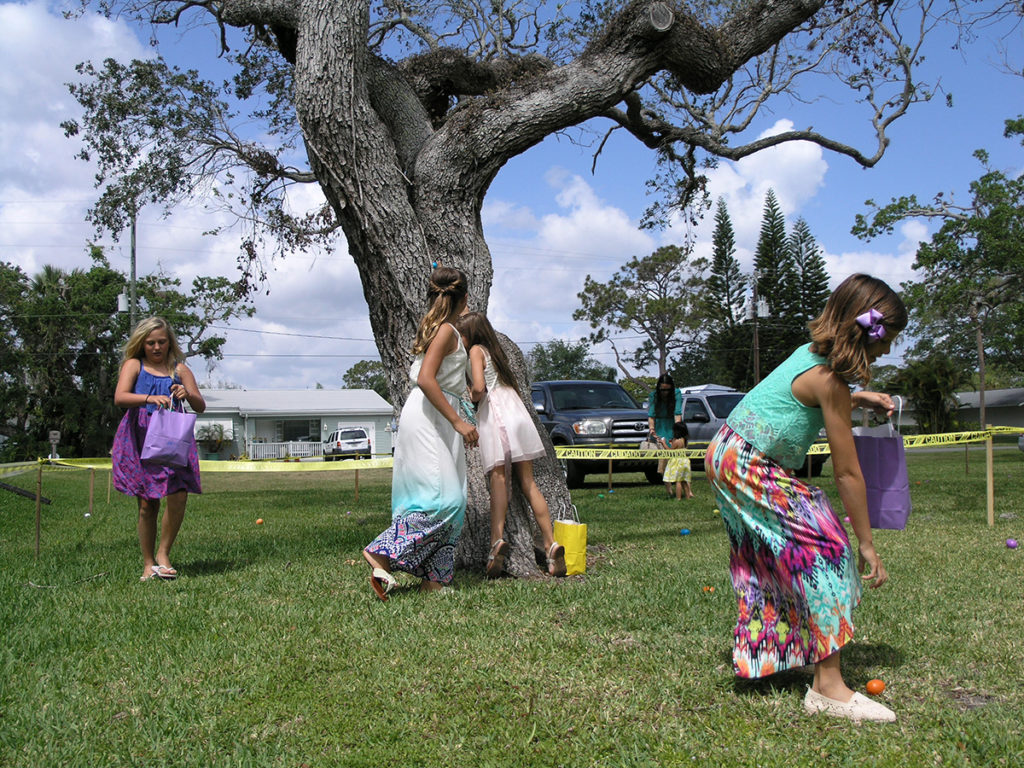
[[728, 643, 906, 696]]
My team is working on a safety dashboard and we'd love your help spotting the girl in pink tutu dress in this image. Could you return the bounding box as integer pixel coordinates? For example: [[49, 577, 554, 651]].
[[456, 312, 565, 578]]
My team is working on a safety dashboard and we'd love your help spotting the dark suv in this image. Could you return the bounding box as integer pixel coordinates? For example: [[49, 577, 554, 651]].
[[531, 380, 660, 488]]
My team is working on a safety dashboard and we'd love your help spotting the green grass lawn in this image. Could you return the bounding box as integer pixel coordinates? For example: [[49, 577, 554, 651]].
[[2, 449, 1023, 767]]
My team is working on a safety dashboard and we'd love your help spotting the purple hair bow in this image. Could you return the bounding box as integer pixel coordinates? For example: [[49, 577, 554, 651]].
[[855, 308, 886, 341]]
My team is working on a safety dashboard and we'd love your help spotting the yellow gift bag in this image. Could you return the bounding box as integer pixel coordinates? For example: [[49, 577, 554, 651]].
[[553, 504, 587, 575]]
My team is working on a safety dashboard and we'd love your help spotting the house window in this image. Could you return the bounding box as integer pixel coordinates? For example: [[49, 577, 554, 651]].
[[282, 420, 321, 441]]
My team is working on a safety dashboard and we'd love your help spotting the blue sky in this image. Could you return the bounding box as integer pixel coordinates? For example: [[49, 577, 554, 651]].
[[2, 1, 1022, 391]]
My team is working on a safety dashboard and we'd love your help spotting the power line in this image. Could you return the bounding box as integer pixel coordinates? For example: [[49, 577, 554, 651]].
[[207, 325, 374, 342]]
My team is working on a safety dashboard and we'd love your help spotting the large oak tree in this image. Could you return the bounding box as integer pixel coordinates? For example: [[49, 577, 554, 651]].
[[67, 0, 952, 574]]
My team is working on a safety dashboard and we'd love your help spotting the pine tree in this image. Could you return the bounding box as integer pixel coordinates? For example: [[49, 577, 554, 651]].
[[704, 197, 754, 389], [788, 217, 830, 324], [706, 198, 746, 327], [752, 189, 799, 371], [753, 189, 797, 315]]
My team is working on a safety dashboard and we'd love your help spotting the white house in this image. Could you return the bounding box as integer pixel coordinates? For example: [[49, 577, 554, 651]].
[[954, 388, 1024, 430], [193, 389, 395, 459]]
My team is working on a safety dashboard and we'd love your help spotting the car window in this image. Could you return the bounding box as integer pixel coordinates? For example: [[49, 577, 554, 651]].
[[548, 382, 634, 409], [552, 389, 580, 410], [531, 389, 545, 410], [682, 398, 709, 421], [339, 429, 366, 440], [706, 394, 744, 418]]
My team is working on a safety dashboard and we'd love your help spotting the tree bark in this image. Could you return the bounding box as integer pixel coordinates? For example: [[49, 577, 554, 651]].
[[282, 0, 573, 575]]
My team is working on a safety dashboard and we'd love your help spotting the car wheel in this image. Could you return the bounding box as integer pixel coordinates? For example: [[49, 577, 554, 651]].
[[558, 450, 585, 488]]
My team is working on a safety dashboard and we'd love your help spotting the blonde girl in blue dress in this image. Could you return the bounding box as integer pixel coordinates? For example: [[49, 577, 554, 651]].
[[705, 274, 906, 723], [363, 267, 479, 599], [112, 316, 206, 582]]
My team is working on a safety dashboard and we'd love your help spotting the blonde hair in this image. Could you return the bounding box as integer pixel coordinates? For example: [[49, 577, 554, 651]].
[[122, 316, 185, 370], [411, 267, 469, 354], [808, 274, 907, 384], [455, 312, 516, 389]]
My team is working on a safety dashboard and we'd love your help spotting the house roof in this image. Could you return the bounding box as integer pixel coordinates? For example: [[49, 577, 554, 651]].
[[954, 388, 1024, 409], [201, 389, 393, 417]]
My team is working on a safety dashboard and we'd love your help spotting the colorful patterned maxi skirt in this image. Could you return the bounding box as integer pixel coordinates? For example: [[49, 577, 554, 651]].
[[364, 388, 466, 584], [705, 425, 861, 678]]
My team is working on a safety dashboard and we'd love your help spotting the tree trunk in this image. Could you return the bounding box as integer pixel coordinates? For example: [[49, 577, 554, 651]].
[[289, 0, 570, 576]]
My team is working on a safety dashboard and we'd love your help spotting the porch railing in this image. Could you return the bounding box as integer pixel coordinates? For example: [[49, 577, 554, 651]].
[[245, 440, 325, 460]]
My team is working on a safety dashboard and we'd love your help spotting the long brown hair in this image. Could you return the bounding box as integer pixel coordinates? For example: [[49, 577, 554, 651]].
[[455, 312, 517, 389], [122, 316, 185, 370], [652, 373, 676, 420], [411, 266, 469, 354], [808, 274, 907, 384]]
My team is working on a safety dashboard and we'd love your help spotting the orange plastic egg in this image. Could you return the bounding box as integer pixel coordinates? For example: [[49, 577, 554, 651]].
[[256, 518, 264, 525], [866, 679, 886, 695]]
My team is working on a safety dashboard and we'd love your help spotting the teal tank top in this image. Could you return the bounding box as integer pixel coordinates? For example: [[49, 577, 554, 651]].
[[725, 344, 828, 468]]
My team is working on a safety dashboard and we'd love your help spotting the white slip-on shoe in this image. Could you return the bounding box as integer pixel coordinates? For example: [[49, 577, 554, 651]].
[[803, 687, 897, 723]]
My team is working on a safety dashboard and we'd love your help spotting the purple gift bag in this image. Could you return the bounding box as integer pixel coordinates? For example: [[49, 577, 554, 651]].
[[140, 405, 197, 468], [852, 400, 912, 530]]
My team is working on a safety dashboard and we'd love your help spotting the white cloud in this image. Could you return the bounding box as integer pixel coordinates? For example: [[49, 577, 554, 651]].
[[661, 119, 830, 269], [1, 3, 149, 272], [898, 219, 929, 256], [536, 168, 654, 259], [0, 3, 150, 191], [821, 248, 916, 290], [485, 168, 655, 330], [481, 199, 538, 231], [0, 3, 362, 390]]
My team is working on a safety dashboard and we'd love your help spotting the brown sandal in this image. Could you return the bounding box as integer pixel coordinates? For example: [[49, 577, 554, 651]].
[[486, 539, 509, 578], [369, 568, 396, 601], [547, 542, 567, 577]]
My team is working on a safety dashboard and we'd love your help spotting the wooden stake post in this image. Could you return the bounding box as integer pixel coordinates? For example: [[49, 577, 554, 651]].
[[35, 463, 43, 560], [985, 425, 994, 527]]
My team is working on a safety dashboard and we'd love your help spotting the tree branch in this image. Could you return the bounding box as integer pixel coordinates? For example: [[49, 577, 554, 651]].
[[421, 0, 829, 199]]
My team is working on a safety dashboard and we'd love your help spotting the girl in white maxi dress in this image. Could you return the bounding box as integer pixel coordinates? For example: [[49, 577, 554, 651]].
[[363, 268, 478, 599]]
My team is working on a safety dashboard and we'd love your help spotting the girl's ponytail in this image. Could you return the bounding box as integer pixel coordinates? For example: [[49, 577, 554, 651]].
[[411, 267, 469, 354]]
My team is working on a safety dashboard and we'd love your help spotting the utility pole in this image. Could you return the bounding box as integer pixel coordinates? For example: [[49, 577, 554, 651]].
[[752, 276, 760, 384], [129, 208, 138, 327], [747, 271, 770, 385]]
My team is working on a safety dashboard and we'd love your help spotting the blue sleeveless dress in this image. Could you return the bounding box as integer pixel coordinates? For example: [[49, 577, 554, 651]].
[[111, 366, 201, 499]]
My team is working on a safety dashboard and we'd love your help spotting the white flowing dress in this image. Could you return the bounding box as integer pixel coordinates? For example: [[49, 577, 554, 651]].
[[365, 327, 470, 584], [475, 347, 546, 474]]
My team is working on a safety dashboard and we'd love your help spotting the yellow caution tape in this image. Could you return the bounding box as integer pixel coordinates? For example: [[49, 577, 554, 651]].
[[44, 457, 395, 472], [0, 461, 39, 479], [26, 425, 1022, 473], [554, 426, 1022, 460], [554, 446, 704, 460]]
